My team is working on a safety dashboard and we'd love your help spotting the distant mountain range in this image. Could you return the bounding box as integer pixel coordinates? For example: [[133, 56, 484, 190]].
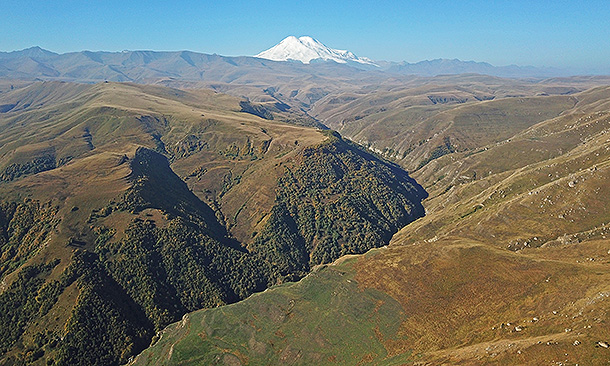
[[0, 40, 577, 82], [378, 58, 565, 78]]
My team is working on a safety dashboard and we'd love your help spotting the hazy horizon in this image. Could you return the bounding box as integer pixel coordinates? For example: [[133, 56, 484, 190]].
[[1, 0, 609, 74]]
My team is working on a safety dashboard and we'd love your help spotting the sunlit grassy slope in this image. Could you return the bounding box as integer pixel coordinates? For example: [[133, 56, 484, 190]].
[[396, 87, 610, 248], [135, 256, 413, 366], [135, 238, 610, 365]]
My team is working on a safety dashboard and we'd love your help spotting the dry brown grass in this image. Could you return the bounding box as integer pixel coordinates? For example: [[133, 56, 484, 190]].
[[355, 239, 610, 364]]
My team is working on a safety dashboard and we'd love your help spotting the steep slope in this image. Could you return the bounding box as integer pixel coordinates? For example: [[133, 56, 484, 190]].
[[134, 85, 610, 365], [248, 133, 426, 278], [396, 86, 610, 246], [0, 81, 425, 365]]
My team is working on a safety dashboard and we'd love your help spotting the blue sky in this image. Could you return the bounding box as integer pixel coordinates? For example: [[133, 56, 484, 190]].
[[2, 0, 609, 73]]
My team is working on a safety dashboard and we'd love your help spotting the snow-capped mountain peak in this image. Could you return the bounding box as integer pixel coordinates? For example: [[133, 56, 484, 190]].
[[255, 36, 377, 66]]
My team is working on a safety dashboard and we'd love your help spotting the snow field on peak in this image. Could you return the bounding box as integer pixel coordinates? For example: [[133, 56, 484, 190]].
[[256, 36, 377, 66]]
